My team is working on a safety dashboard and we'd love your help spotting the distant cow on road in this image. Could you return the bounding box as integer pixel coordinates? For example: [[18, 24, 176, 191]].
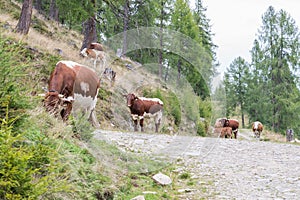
[[252, 121, 263, 138], [218, 118, 239, 139], [124, 93, 163, 132]]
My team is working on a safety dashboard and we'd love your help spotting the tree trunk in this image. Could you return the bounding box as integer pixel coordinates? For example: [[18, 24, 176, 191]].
[[15, 0, 33, 35], [80, 0, 97, 51], [80, 16, 98, 51], [241, 105, 245, 128], [177, 58, 182, 85], [122, 0, 129, 56], [158, 0, 164, 78], [49, 0, 59, 21], [34, 0, 42, 13]]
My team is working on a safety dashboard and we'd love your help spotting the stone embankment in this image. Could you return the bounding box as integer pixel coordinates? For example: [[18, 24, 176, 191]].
[[93, 130, 300, 199]]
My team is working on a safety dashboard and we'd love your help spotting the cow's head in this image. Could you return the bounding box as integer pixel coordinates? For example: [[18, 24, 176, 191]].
[[43, 91, 62, 115], [218, 118, 229, 127], [43, 91, 74, 116], [80, 48, 88, 57], [124, 93, 137, 107]]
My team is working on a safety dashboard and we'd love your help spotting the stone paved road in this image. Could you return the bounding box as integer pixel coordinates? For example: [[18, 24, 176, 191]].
[[93, 130, 300, 199]]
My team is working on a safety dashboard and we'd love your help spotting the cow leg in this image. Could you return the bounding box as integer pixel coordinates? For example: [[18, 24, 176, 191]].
[[140, 118, 144, 132], [233, 129, 238, 139], [133, 119, 138, 131], [61, 102, 72, 121], [155, 118, 161, 133], [155, 110, 163, 133], [89, 110, 100, 128]]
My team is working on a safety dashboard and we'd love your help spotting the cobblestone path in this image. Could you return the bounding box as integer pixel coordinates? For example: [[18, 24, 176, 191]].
[[93, 130, 300, 199]]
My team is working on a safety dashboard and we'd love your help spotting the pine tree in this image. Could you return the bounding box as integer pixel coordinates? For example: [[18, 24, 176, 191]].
[[255, 6, 300, 132], [224, 57, 249, 127]]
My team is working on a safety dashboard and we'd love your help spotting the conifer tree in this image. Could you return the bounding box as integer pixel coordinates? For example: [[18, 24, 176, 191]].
[[224, 57, 249, 127], [255, 6, 300, 132]]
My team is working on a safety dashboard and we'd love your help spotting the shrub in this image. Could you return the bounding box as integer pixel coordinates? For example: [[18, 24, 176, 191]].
[[0, 37, 31, 123], [0, 110, 68, 199]]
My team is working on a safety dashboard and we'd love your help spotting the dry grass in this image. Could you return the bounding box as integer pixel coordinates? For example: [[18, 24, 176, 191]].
[[0, 10, 83, 64], [262, 130, 287, 143]]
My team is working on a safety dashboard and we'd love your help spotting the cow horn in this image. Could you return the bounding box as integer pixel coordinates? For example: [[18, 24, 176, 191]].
[[38, 93, 46, 97], [62, 96, 74, 102], [58, 94, 64, 98], [42, 87, 48, 92]]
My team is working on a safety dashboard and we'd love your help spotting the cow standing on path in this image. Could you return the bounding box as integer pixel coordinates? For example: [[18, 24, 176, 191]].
[[218, 118, 239, 139], [252, 121, 263, 138], [124, 93, 163, 132], [43, 61, 100, 127]]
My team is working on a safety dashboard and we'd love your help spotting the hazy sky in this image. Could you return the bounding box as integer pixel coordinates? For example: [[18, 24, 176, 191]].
[[197, 0, 300, 83]]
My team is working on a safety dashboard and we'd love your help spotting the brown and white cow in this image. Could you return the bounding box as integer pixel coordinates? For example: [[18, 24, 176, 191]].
[[220, 127, 232, 138], [218, 118, 239, 139], [124, 93, 163, 132], [43, 60, 100, 127], [80, 42, 106, 69], [252, 121, 263, 138]]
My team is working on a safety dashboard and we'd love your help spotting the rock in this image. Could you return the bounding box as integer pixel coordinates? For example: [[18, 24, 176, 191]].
[[142, 191, 157, 194], [152, 173, 172, 185], [131, 195, 145, 200], [178, 188, 196, 193]]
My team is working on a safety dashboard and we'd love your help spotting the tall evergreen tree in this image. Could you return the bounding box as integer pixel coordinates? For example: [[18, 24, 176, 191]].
[[224, 57, 249, 127], [247, 39, 270, 124], [256, 6, 300, 132], [171, 0, 200, 85]]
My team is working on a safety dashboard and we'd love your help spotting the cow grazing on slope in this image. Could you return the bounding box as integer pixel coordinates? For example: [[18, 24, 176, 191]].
[[252, 121, 263, 138], [124, 93, 163, 132], [80, 42, 106, 69], [220, 127, 232, 138], [218, 118, 239, 139], [43, 61, 100, 127]]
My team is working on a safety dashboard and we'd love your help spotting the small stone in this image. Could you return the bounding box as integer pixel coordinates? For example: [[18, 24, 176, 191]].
[[152, 173, 172, 185], [131, 195, 145, 200]]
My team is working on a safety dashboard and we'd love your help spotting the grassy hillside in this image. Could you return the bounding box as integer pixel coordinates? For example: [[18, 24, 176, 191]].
[[0, 1, 207, 199]]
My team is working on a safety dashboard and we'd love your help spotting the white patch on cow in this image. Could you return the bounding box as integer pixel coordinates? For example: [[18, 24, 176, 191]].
[[139, 97, 163, 105], [58, 60, 78, 69], [254, 121, 259, 129], [144, 110, 163, 124], [72, 91, 97, 120], [131, 114, 143, 120], [80, 82, 90, 94]]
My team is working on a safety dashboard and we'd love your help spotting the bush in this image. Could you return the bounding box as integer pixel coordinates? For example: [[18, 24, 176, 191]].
[[0, 111, 68, 200], [197, 121, 207, 137], [142, 88, 181, 127], [0, 37, 31, 125]]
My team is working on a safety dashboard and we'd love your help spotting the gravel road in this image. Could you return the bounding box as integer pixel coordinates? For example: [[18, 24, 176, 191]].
[[93, 129, 300, 199]]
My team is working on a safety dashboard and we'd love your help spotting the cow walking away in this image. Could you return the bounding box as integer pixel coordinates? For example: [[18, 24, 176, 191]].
[[43, 61, 100, 127], [80, 42, 106, 69], [124, 93, 163, 132], [218, 118, 239, 139], [252, 121, 263, 138]]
